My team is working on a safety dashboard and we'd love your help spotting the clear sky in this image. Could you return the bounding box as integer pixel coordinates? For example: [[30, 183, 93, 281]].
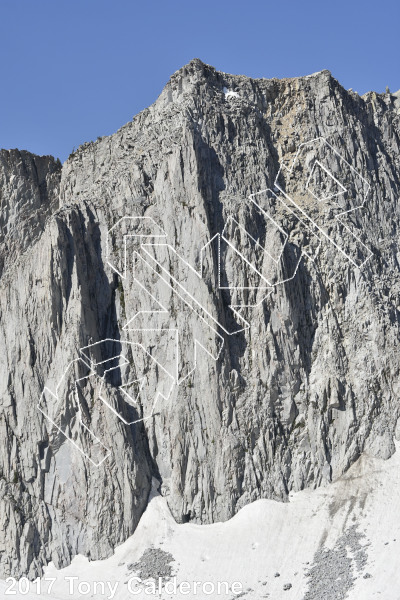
[[0, 0, 399, 163]]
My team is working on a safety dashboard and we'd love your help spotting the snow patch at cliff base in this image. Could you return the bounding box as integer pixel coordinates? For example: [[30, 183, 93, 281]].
[[2, 445, 400, 599]]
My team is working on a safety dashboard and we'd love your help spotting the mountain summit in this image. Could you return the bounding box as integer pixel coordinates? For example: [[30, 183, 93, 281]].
[[0, 61, 399, 578]]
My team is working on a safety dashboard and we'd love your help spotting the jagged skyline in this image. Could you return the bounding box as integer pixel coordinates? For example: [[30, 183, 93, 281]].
[[0, 0, 398, 162]]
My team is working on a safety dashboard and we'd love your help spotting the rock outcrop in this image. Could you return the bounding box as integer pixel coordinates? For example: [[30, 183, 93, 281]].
[[1, 59, 399, 577]]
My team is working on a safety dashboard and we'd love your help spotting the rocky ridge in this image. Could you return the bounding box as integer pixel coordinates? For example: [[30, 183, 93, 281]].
[[0, 59, 400, 577]]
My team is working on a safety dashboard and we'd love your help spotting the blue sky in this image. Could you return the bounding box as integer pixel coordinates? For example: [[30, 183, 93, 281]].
[[0, 0, 399, 163]]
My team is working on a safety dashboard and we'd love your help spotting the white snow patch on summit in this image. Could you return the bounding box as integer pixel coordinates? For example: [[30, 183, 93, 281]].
[[223, 86, 240, 99]]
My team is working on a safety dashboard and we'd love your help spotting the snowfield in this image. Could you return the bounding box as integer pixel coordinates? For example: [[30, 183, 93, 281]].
[[2, 443, 400, 599]]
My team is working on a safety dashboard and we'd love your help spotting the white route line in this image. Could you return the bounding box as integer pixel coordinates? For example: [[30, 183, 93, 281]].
[[275, 137, 372, 268], [37, 360, 111, 467], [39, 137, 374, 465], [80, 339, 175, 423], [106, 216, 167, 279]]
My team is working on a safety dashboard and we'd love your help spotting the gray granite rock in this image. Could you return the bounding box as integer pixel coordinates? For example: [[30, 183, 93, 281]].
[[1, 59, 399, 577]]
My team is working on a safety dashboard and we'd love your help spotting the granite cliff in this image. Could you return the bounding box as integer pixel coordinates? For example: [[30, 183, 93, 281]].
[[1, 59, 400, 577]]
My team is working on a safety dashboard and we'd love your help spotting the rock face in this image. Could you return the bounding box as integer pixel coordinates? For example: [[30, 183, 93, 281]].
[[1, 58, 400, 577]]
